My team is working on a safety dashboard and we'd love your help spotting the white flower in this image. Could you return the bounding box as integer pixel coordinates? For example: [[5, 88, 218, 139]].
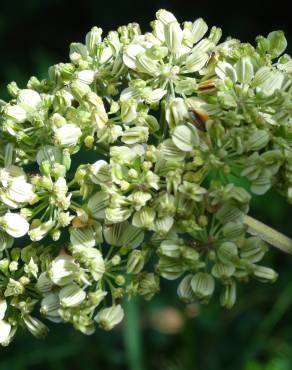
[[164, 21, 183, 55], [59, 283, 86, 307], [40, 294, 61, 323], [55, 124, 82, 146], [1, 213, 29, 238], [95, 304, 124, 330], [90, 160, 110, 184], [0, 165, 26, 187], [17, 89, 41, 110], [5, 105, 27, 123], [0, 299, 7, 320], [0, 320, 11, 345], [49, 255, 78, 286], [123, 43, 146, 69], [76, 70, 95, 85], [6, 179, 35, 204], [29, 220, 55, 242]]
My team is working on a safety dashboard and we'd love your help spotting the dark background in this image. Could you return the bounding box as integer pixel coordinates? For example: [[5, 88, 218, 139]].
[[0, 1, 292, 369]]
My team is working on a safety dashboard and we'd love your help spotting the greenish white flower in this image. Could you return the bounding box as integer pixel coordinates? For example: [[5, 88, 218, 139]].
[[90, 160, 111, 183], [177, 275, 196, 303], [217, 242, 238, 263], [127, 250, 145, 274], [0, 212, 29, 238], [121, 126, 149, 145], [191, 272, 215, 301], [0, 299, 7, 320], [17, 89, 41, 110], [252, 265, 278, 282], [220, 281, 236, 309], [48, 255, 78, 286], [0, 8, 291, 345], [40, 293, 61, 323], [55, 123, 82, 146], [59, 283, 86, 307], [23, 315, 48, 339], [29, 220, 55, 241], [0, 320, 11, 346], [87, 191, 110, 219], [0, 231, 13, 252], [95, 304, 124, 331], [132, 207, 156, 229], [172, 123, 199, 152]]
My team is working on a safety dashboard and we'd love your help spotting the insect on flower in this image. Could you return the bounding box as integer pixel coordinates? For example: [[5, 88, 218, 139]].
[[188, 109, 209, 131]]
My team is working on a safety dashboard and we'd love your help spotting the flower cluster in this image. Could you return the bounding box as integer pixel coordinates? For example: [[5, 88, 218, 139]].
[[1, 9, 292, 345]]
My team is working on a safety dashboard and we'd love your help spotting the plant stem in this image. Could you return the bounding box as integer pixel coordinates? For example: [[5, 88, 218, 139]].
[[244, 215, 292, 255], [123, 297, 145, 370]]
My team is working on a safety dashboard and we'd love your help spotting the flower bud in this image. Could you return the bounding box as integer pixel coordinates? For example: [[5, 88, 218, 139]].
[[127, 250, 145, 274], [177, 275, 196, 303], [181, 246, 200, 262], [88, 290, 107, 306], [137, 272, 160, 300], [86, 26, 103, 54], [220, 281, 236, 309], [159, 240, 181, 258], [4, 278, 24, 297], [191, 272, 215, 301], [212, 262, 235, 279], [222, 221, 245, 240], [267, 30, 287, 58], [0, 259, 9, 275], [252, 265, 278, 282], [95, 304, 124, 331], [23, 315, 48, 339], [7, 81, 20, 97], [115, 275, 125, 286], [217, 242, 238, 263]]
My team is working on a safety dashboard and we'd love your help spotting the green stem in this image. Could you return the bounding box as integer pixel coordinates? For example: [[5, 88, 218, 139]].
[[123, 298, 145, 370], [244, 215, 292, 254]]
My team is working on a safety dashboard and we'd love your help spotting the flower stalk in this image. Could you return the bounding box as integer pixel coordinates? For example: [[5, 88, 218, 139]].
[[244, 215, 292, 255]]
